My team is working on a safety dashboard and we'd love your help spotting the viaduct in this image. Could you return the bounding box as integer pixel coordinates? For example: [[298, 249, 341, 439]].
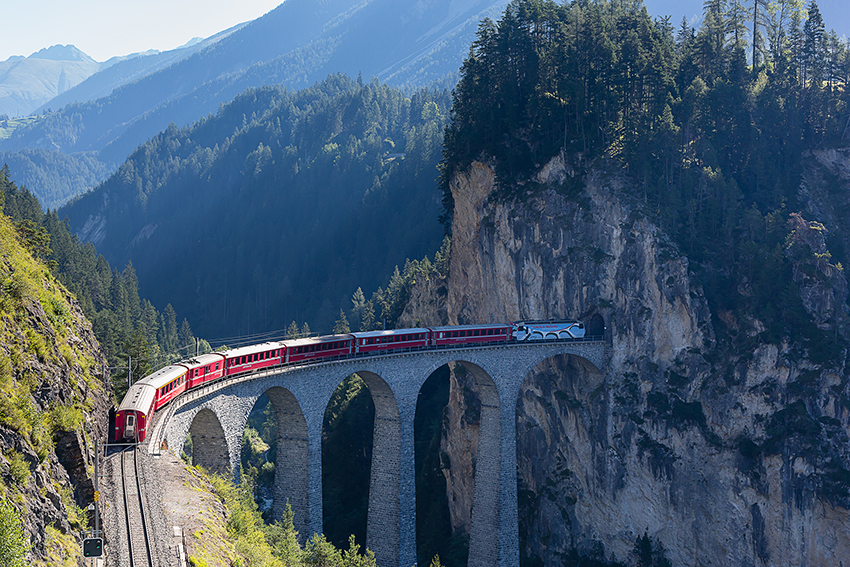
[[146, 341, 607, 567]]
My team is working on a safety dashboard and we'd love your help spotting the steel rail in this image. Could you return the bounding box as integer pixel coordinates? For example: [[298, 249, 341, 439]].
[[121, 448, 154, 567]]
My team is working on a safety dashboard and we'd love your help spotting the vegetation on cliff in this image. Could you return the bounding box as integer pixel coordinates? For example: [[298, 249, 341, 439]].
[[2, 167, 200, 401], [0, 176, 112, 564]]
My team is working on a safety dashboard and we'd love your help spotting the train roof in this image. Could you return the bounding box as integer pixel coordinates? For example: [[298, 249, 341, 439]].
[[136, 364, 188, 389], [117, 382, 157, 413], [180, 353, 226, 368], [428, 323, 511, 332], [282, 334, 354, 347], [350, 328, 431, 338], [224, 341, 283, 358]]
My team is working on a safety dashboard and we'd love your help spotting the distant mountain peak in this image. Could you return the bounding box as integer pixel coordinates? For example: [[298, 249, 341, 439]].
[[29, 45, 96, 64], [176, 37, 204, 50]]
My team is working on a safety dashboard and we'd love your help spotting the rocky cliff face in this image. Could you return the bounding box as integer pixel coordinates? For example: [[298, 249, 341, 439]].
[[401, 153, 850, 566], [0, 213, 112, 565]]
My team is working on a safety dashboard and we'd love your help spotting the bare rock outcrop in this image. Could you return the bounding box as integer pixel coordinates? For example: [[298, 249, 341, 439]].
[[403, 151, 850, 566]]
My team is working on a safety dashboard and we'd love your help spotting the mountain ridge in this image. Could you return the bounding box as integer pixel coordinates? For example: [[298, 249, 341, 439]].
[[0, 0, 508, 209]]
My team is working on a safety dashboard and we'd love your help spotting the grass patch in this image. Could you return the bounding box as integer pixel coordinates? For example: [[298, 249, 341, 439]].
[[4, 450, 31, 487], [34, 525, 79, 567], [0, 116, 41, 140]]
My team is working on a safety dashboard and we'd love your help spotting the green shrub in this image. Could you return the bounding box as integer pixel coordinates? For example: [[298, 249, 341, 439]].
[[4, 451, 30, 486], [0, 499, 31, 567], [48, 404, 84, 433]]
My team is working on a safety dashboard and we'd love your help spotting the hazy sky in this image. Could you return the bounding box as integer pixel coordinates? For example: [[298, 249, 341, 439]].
[[2, 1, 846, 64], [1, 0, 284, 62]]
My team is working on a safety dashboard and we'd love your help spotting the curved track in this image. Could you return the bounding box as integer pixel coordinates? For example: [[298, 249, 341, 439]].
[[120, 448, 154, 567]]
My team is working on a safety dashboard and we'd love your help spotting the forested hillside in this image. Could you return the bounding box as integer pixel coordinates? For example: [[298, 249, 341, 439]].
[[442, 0, 850, 352], [0, 0, 508, 207], [1, 167, 200, 401], [60, 76, 449, 339], [0, 149, 110, 210]]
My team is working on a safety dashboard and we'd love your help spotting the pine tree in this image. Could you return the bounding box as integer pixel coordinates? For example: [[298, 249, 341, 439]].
[[287, 320, 300, 339], [802, 0, 826, 85], [333, 309, 351, 334], [751, 0, 769, 69], [360, 302, 375, 332], [178, 319, 195, 355]]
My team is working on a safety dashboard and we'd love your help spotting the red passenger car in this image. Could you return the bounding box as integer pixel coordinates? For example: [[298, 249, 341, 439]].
[[429, 324, 512, 347], [224, 342, 284, 375], [185, 353, 227, 388], [115, 364, 188, 442], [283, 335, 353, 364], [351, 329, 430, 354]]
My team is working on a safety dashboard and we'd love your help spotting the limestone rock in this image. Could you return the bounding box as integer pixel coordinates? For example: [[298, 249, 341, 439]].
[[402, 151, 850, 566]]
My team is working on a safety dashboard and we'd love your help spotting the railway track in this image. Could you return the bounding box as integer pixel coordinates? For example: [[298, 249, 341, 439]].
[[120, 447, 154, 567]]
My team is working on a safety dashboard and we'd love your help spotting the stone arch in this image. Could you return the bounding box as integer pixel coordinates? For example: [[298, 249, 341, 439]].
[[416, 359, 501, 567], [188, 408, 230, 475], [264, 386, 309, 539], [454, 361, 501, 567], [323, 370, 400, 567], [514, 353, 605, 566]]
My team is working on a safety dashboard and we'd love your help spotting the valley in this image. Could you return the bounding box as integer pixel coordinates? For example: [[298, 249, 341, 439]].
[[1, 0, 850, 566]]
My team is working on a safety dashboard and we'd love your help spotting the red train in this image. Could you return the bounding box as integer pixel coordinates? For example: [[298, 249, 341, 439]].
[[115, 321, 587, 442]]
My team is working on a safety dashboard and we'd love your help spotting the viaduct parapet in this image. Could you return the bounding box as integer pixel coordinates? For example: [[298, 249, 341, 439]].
[[149, 341, 607, 567]]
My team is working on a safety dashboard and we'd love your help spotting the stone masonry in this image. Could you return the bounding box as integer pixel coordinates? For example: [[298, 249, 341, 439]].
[[151, 342, 607, 567]]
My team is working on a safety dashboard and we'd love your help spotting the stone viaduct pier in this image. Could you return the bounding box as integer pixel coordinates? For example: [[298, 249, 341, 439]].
[[147, 341, 607, 567]]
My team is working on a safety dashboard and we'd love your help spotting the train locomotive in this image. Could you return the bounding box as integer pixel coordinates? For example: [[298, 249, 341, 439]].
[[114, 320, 587, 443]]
